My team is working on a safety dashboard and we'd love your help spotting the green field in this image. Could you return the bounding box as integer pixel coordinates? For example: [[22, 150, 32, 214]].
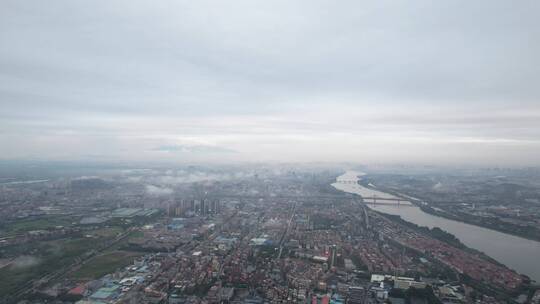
[[0, 216, 77, 235], [0, 237, 96, 296], [70, 250, 143, 280], [91, 226, 124, 238], [0, 224, 131, 296], [127, 230, 144, 239], [0, 218, 148, 297]]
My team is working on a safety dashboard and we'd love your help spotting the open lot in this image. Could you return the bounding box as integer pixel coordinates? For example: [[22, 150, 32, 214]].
[[0, 216, 77, 235], [0, 225, 130, 297], [70, 250, 143, 280], [0, 237, 95, 295]]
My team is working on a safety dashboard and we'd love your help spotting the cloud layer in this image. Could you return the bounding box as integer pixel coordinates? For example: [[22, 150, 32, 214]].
[[1, 1, 539, 166]]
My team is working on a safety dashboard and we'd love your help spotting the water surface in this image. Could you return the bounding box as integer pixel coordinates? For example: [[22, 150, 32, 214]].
[[333, 171, 540, 282]]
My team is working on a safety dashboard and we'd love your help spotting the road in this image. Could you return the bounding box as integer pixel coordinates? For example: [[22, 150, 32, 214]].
[[4, 228, 136, 304], [278, 201, 297, 259]]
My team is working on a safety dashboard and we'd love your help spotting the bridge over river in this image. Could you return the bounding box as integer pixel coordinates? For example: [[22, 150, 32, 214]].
[[333, 170, 540, 283]]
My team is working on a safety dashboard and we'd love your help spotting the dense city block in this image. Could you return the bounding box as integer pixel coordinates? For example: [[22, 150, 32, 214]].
[[1, 164, 539, 304]]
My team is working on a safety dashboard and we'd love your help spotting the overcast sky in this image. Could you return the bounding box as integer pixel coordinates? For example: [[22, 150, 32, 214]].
[[1, 1, 539, 166]]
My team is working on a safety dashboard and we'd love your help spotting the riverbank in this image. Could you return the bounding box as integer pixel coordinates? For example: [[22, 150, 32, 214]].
[[357, 179, 540, 243], [417, 203, 540, 243], [333, 170, 540, 283], [368, 210, 531, 300], [379, 212, 509, 270]]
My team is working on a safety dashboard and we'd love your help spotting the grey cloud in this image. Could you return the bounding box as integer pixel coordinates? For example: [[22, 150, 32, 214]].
[[1, 0, 539, 165], [154, 145, 238, 154]]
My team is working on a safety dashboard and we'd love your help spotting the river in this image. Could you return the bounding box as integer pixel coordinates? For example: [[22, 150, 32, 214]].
[[332, 171, 540, 282]]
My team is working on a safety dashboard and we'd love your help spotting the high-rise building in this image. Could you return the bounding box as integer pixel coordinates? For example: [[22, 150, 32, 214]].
[[210, 199, 221, 214], [201, 199, 206, 215], [330, 244, 337, 268]]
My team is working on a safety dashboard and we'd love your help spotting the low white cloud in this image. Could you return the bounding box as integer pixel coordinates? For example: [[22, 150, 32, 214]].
[[145, 185, 173, 196], [10, 255, 41, 269]]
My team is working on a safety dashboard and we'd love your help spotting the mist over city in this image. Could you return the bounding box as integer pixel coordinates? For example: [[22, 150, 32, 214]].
[[1, 1, 540, 304]]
